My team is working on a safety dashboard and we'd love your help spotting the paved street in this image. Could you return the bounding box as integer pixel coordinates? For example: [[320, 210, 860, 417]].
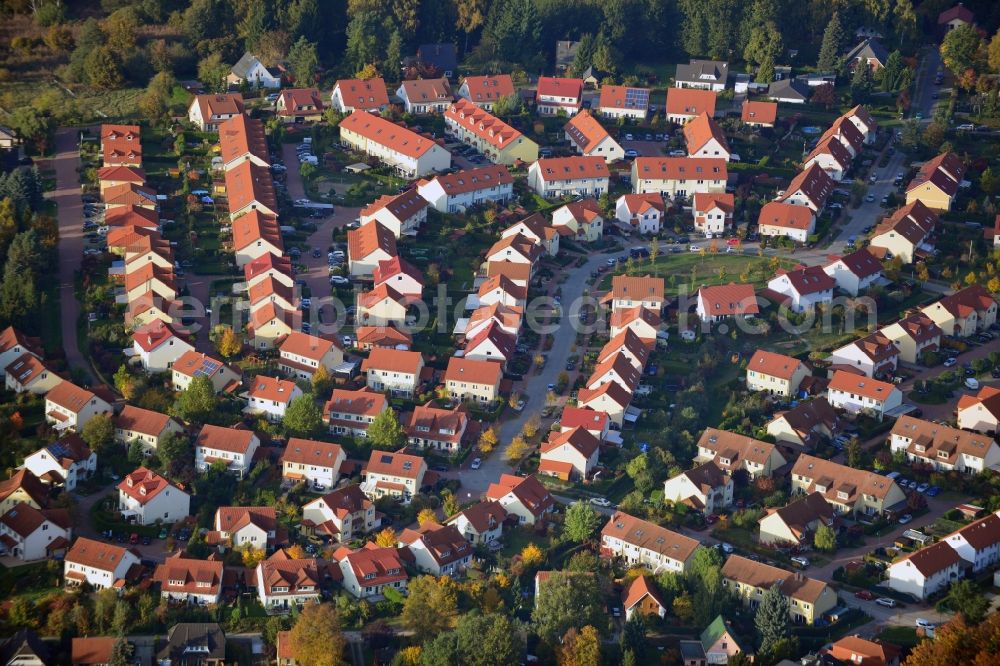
[[46, 128, 92, 380]]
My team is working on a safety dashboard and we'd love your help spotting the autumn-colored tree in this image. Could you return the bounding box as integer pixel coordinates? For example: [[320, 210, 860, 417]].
[[395, 646, 422, 666], [903, 613, 1000, 665], [989, 277, 1000, 293], [215, 326, 241, 358], [289, 601, 347, 666], [520, 543, 544, 568], [965, 271, 978, 286], [558, 625, 601, 666], [113, 364, 136, 400], [522, 415, 540, 439], [241, 545, 266, 568], [506, 436, 529, 463], [916, 263, 930, 282], [286, 544, 307, 559], [375, 527, 397, 547], [311, 364, 333, 395], [442, 490, 460, 517], [478, 427, 498, 454], [672, 593, 695, 623], [507, 393, 521, 409], [354, 63, 378, 80], [402, 576, 458, 640], [417, 508, 438, 526]]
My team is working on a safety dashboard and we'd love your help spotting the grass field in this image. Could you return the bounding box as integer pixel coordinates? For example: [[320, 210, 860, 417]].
[[597, 251, 794, 292]]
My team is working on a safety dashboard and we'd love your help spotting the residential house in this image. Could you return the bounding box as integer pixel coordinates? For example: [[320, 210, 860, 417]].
[[464, 301, 523, 339], [113, 405, 183, 455], [777, 163, 834, 212], [278, 331, 344, 381], [444, 99, 540, 166], [549, 198, 604, 242], [538, 427, 600, 481], [396, 78, 453, 114], [72, 637, 120, 666], [766, 265, 835, 313], [275, 88, 324, 122], [596, 84, 649, 120], [622, 575, 668, 620], [741, 100, 777, 127], [577, 379, 633, 426], [692, 192, 734, 237], [231, 212, 284, 267], [171, 351, 241, 393], [820, 116, 864, 158], [662, 462, 733, 514], [905, 152, 965, 211], [957, 386, 1000, 435], [845, 38, 889, 72], [791, 454, 906, 516], [485, 474, 554, 525], [476, 274, 527, 308], [766, 398, 841, 449], [338, 545, 408, 599], [721, 555, 838, 624], [361, 451, 427, 504], [330, 78, 389, 113], [843, 105, 878, 143], [694, 428, 787, 480], [218, 114, 269, 171], [0, 126, 18, 149], [630, 157, 727, 199], [827, 370, 902, 418], [888, 415, 1000, 474], [227, 53, 281, 88], [680, 616, 753, 666], [187, 94, 245, 132], [97, 165, 145, 195], [804, 136, 852, 181], [943, 511, 1000, 574], [746, 349, 810, 397], [100, 124, 142, 167], [615, 193, 665, 235], [280, 438, 346, 490], [828, 636, 901, 666], [597, 328, 651, 372], [501, 213, 560, 256], [225, 162, 278, 219], [255, 550, 321, 609], [414, 43, 457, 77], [600, 511, 701, 574], [559, 408, 611, 442], [245, 376, 302, 422], [869, 200, 937, 264], [22, 436, 97, 492], [880, 313, 942, 364], [153, 553, 223, 605], [886, 541, 962, 600], [823, 248, 884, 296], [486, 232, 542, 266], [665, 88, 717, 124], [406, 403, 469, 453], [44, 381, 112, 432], [323, 388, 389, 438], [347, 221, 397, 277], [675, 59, 729, 91], [939, 4, 975, 31], [355, 325, 413, 351], [0, 326, 43, 372], [757, 201, 816, 243], [213, 506, 280, 551], [920, 284, 997, 338], [0, 503, 71, 561], [4, 354, 60, 395], [463, 322, 516, 366], [118, 467, 190, 526], [758, 492, 835, 546], [446, 501, 507, 546], [64, 537, 140, 590], [586, 351, 641, 394], [362, 348, 425, 398], [444, 357, 503, 404], [338, 110, 451, 178], [563, 110, 624, 163], [607, 275, 665, 313], [131, 319, 193, 373], [157, 624, 226, 665], [302, 485, 377, 543], [829, 332, 900, 379], [103, 182, 158, 210], [360, 190, 428, 237], [535, 76, 583, 115], [683, 112, 731, 161], [457, 74, 515, 110], [696, 283, 759, 323], [399, 523, 472, 577], [416, 165, 513, 213], [527, 156, 609, 199], [194, 425, 260, 477], [0, 470, 50, 514]]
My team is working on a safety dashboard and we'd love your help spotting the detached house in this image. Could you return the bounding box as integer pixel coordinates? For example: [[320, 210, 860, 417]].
[[563, 110, 624, 163], [944, 511, 1000, 574], [362, 451, 427, 504], [766, 397, 841, 449], [889, 415, 1000, 475], [615, 193, 665, 235], [869, 200, 937, 264], [171, 351, 241, 393], [823, 248, 884, 296], [23, 436, 97, 492], [324, 388, 389, 438], [721, 555, 837, 624], [360, 190, 428, 238], [339, 110, 451, 178], [458, 74, 514, 110], [213, 506, 280, 551], [692, 192, 734, 237], [485, 474, 554, 525], [275, 88, 324, 122], [527, 156, 609, 199], [416, 165, 514, 213], [131, 319, 193, 373], [741, 100, 777, 127], [406, 403, 469, 453], [280, 438, 346, 490], [153, 554, 223, 605], [829, 332, 900, 379], [446, 501, 507, 545], [4, 354, 59, 395], [758, 492, 835, 546], [399, 523, 472, 577], [920, 284, 997, 338], [363, 348, 425, 398], [600, 511, 701, 574], [957, 386, 1000, 436], [683, 112, 730, 161], [256, 551, 322, 609], [845, 37, 889, 72], [396, 77, 453, 114], [0, 503, 71, 562], [791, 454, 906, 517], [338, 546, 408, 599], [113, 405, 183, 454], [696, 283, 759, 324], [886, 541, 962, 600], [881, 313, 942, 364], [539, 427, 600, 481], [551, 198, 605, 242], [905, 152, 965, 212], [746, 350, 810, 397], [758, 201, 816, 243], [302, 485, 377, 543], [64, 537, 140, 590], [630, 157, 727, 199], [244, 375, 302, 422], [444, 357, 503, 404], [662, 462, 733, 514], [828, 636, 900, 666], [347, 221, 397, 277], [766, 265, 835, 313], [227, 52, 281, 88], [44, 381, 113, 433], [278, 331, 344, 381], [188, 94, 245, 132], [665, 88, 717, 124], [675, 59, 729, 91], [694, 428, 787, 480], [118, 467, 190, 526], [535, 76, 583, 115], [622, 575, 668, 621], [330, 78, 390, 113], [598, 85, 650, 121], [194, 425, 261, 477], [826, 370, 902, 418], [0, 469, 50, 514]]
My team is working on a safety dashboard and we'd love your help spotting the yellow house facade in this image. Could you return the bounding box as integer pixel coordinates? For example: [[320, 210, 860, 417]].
[[721, 555, 837, 624]]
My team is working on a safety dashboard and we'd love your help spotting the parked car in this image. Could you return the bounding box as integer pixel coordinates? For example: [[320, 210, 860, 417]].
[[926, 486, 941, 497], [943, 357, 958, 367], [898, 514, 913, 524], [790, 556, 811, 568], [916, 482, 930, 493], [589, 497, 612, 507], [875, 597, 897, 608], [470, 458, 482, 470], [855, 590, 875, 600]]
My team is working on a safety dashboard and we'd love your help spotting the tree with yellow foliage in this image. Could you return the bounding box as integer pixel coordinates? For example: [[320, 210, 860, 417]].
[[241, 544, 266, 568], [505, 436, 529, 463], [374, 527, 397, 547], [442, 490, 459, 517], [520, 543, 544, 568], [311, 364, 333, 395], [401, 575, 458, 640], [558, 626, 601, 666], [522, 415, 540, 439], [289, 601, 347, 666], [417, 508, 438, 526], [478, 427, 498, 455], [354, 63, 378, 80], [286, 544, 307, 559], [216, 326, 242, 359], [395, 646, 422, 666], [989, 276, 1000, 293]]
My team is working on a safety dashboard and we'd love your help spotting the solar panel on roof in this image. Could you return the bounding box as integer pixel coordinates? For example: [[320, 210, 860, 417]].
[[380, 454, 393, 463], [623, 88, 649, 110]]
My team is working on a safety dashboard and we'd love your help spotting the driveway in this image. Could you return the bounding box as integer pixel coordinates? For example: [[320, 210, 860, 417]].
[[74, 485, 176, 563], [46, 128, 92, 380]]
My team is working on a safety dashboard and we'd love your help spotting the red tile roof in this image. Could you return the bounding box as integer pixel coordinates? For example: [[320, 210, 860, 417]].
[[906, 152, 965, 197], [399, 77, 453, 105], [248, 375, 299, 404], [191, 93, 244, 120], [683, 111, 729, 154], [563, 110, 612, 153], [195, 424, 257, 454], [532, 156, 608, 182], [698, 283, 760, 316], [366, 450, 425, 480], [445, 98, 526, 150], [444, 356, 503, 386], [666, 88, 717, 117], [114, 405, 174, 438], [362, 347, 423, 375], [422, 165, 512, 194], [348, 221, 397, 261], [461, 74, 515, 104], [622, 574, 668, 612], [118, 467, 183, 506], [778, 163, 835, 208], [741, 100, 778, 125], [66, 536, 133, 572], [277, 88, 324, 117], [225, 161, 277, 214], [758, 201, 815, 230], [333, 78, 390, 109], [361, 189, 428, 222], [536, 77, 583, 106], [633, 156, 727, 181], [219, 114, 269, 166], [340, 110, 444, 158], [828, 370, 897, 401], [748, 350, 806, 380], [485, 474, 554, 518], [598, 85, 651, 113]]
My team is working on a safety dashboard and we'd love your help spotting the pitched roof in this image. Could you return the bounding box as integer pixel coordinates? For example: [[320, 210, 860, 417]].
[[766, 492, 834, 538], [341, 546, 407, 587], [829, 369, 898, 402], [821, 117, 865, 155], [247, 375, 299, 405], [105, 205, 158, 229], [118, 467, 184, 506], [532, 156, 608, 182], [619, 193, 665, 216], [97, 165, 145, 183], [279, 330, 342, 361], [0, 502, 70, 537], [721, 554, 830, 604], [416, 43, 457, 72], [465, 320, 516, 359], [399, 522, 471, 566], [806, 135, 852, 169], [230, 53, 269, 78], [932, 284, 996, 319], [698, 427, 781, 467], [46, 380, 102, 414], [249, 303, 295, 338], [487, 232, 542, 263], [72, 637, 117, 666], [406, 403, 468, 445], [563, 110, 612, 153], [348, 221, 397, 261], [366, 450, 425, 479], [741, 100, 778, 125], [218, 114, 268, 168], [461, 74, 515, 104], [114, 405, 174, 437], [281, 438, 344, 468], [792, 453, 900, 502], [477, 273, 527, 302], [33, 436, 94, 471], [362, 347, 423, 374], [873, 200, 937, 243], [559, 407, 609, 432], [828, 248, 883, 278], [675, 59, 729, 85], [951, 511, 1000, 550], [324, 387, 388, 419], [602, 511, 700, 562], [683, 112, 729, 154], [444, 356, 503, 386], [598, 85, 651, 112], [217, 506, 276, 534], [957, 385, 1000, 421], [66, 536, 133, 572], [748, 350, 806, 380], [0, 326, 42, 358], [698, 283, 759, 316], [577, 377, 633, 408], [774, 264, 835, 296], [610, 275, 665, 303], [890, 414, 997, 464], [693, 192, 735, 215], [225, 161, 276, 214], [309, 484, 371, 518], [886, 312, 941, 345], [4, 353, 54, 389], [666, 88, 717, 117], [277, 88, 324, 117], [194, 424, 256, 454], [103, 183, 157, 207], [588, 351, 642, 392], [622, 574, 668, 612], [192, 93, 245, 120], [340, 110, 444, 158], [485, 474, 554, 517], [845, 38, 889, 66], [598, 328, 651, 367], [355, 325, 413, 349], [172, 350, 234, 380], [844, 105, 876, 131], [536, 77, 583, 104], [906, 152, 965, 197], [633, 157, 727, 181], [895, 540, 961, 577], [541, 426, 601, 458], [333, 78, 390, 108], [778, 163, 834, 208], [399, 77, 452, 104], [772, 397, 839, 436], [153, 553, 223, 597], [938, 4, 974, 24], [421, 165, 513, 195], [362, 189, 428, 221], [829, 636, 901, 666], [448, 500, 507, 533], [0, 470, 48, 508]]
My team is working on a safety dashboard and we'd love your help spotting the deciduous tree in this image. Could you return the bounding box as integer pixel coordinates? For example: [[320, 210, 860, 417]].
[[81, 414, 114, 453], [170, 375, 216, 423], [559, 625, 600, 666], [563, 501, 601, 542], [417, 508, 438, 525], [367, 408, 406, 449], [290, 601, 347, 666], [284, 394, 323, 437], [375, 527, 397, 547], [402, 576, 458, 640], [532, 571, 605, 643], [941, 25, 982, 78], [454, 613, 523, 666], [814, 524, 837, 552]]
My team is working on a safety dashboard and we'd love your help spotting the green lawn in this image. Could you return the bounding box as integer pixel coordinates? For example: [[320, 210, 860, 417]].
[[597, 252, 794, 292], [0, 561, 62, 604], [876, 626, 922, 649]]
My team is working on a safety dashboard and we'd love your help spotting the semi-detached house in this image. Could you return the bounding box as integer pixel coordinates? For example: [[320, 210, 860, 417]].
[[131, 319, 194, 373], [631, 157, 727, 199], [113, 405, 184, 454], [194, 424, 260, 478], [256, 551, 321, 609], [829, 332, 900, 379], [323, 388, 388, 438], [777, 163, 834, 212], [446, 501, 507, 546], [823, 248, 884, 296], [213, 506, 280, 551], [791, 453, 905, 517], [538, 427, 600, 481], [826, 370, 902, 418], [880, 313, 942, 364], [280, 438, 346, 490], [225, 161, 278, 220], [766, 265, 835, 313], [64, 537, 140, 590], [721, 555, 837, 624], [406, 404, 469, 453], [362, 451, 427, 504], [362, 348, 425, 398], [339, 110, 451, 178], [232, 211, 283, 268], [399, 523, 472, 577], [943, 511, 1000, 574], [218, 114, 269, 171], [457, 74, 515, 110], [416, 165, 514, 213], [171, 351, 242, 393], [869, 200, 937, 264], [745, 349, 810, 398], [278, 331, 344, 381], [886, 540, 962, 600], [153, 553, 223, 605], [694, 427, 787, 480], [360, 189, 428, 238], [600, 511, 701, 574], [888, 415, 1000, 475], [347, 221, 397, 278], [527, 156, 609, 199], [444, 356, 503, 404], [957, 386, 1000, 436], [396, 77, 452, 114]]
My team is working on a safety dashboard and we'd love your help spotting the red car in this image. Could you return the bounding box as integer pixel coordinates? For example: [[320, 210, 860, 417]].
[[727, 238, 740, 246], [129, 533, 139, 545], [855, 590, 875, 600]]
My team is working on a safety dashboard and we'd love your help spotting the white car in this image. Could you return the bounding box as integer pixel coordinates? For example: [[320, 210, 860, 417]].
[[943, 357, 958, 367], [342, 336, 353, 347], [690, 244, 701, 252], [589, 497, 612, 507], [330, 276, 350, 285], [295, 198, 311, 206], [790, 556, 811, 568], [875, 597, 897, 608], [916, 618, 935, 629], [470, 458, 482, 470]]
